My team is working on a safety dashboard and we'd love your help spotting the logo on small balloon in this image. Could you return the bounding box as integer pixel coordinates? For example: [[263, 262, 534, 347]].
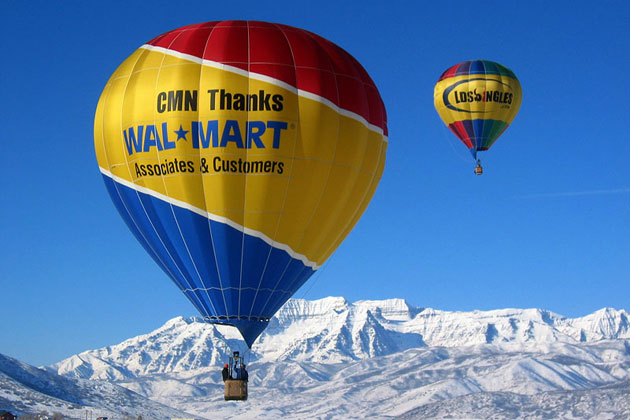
[[442, 78, 514, 113]]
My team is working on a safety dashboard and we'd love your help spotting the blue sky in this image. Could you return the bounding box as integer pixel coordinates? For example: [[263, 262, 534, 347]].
[[1, 0, 628, 366]]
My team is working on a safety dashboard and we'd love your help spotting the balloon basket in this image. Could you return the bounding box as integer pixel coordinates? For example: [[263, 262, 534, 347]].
[[224, 379, 248, 401]]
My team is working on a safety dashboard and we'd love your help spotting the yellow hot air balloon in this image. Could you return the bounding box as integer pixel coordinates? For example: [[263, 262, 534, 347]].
[[434, 59, 521, 174], [94, 21, 387, 347]]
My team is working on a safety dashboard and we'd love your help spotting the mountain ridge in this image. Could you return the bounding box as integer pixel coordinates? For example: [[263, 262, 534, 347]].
[[50, 298, 629, 380]]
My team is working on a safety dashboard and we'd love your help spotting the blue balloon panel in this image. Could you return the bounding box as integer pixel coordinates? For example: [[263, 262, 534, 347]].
[[103, 175, 316, 347]]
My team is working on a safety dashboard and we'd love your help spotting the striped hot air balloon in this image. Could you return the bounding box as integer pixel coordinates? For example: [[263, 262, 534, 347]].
[[434, 59, 521, 174], [94, 21, 387, 347]]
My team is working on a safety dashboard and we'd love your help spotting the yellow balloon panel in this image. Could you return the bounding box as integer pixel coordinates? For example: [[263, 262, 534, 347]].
[[434, 75, 522, 126], [95, 47, 387, 266]]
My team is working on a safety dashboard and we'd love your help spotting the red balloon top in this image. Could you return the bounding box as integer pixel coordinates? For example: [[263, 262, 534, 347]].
[[146, 21, 387, 135]]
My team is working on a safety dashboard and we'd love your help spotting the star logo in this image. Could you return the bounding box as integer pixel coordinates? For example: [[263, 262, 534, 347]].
[[174, 125, 188, 141]]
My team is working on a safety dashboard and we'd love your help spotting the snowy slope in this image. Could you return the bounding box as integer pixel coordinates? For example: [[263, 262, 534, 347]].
[[0, 352, 196, 419], [397, 381, 630, 420], [97, 340, 630, 419], [44, 298, 630, 419]]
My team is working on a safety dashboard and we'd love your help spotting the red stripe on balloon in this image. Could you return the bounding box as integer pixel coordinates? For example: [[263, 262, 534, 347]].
[[146, 21, 387, 135], [449, 121, 473, 149]]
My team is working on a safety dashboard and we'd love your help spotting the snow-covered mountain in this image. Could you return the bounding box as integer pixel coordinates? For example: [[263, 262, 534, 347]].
[[51, 298, 630, 379], [41, 298, 630, 419], [0, 352, 196, 419]]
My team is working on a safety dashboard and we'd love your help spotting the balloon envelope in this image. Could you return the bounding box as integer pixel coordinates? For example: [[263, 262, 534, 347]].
[[94, 21, 387, 347], [434, 60, 521, 159]]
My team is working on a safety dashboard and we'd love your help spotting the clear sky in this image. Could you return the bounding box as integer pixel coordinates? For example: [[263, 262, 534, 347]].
[[1, 0, 628, 367]]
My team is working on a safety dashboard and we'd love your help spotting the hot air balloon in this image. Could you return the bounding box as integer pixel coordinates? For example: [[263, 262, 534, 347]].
[[94, 21, 387, 349], [433, 60, 521, 174]]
